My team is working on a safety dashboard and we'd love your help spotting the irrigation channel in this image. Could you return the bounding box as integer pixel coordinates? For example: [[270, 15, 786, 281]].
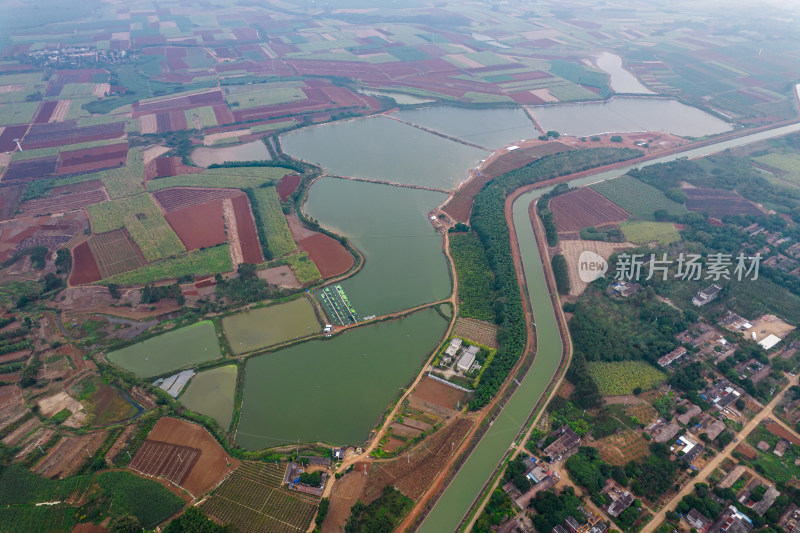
[[417, 120, 800, 532]]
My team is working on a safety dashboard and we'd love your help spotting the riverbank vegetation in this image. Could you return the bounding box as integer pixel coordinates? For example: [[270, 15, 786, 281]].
[[449, 232, 495, 322]]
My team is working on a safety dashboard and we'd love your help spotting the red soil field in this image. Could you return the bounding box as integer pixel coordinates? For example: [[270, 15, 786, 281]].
[[3, 156, 59, 182], [684, 188, 763, 217], [153, 187, 242, 212], [145, 157, 204, 181], [443, 142, 575, 222], [231, 194, 264, 264], [412, 377, 467, 411], [69, 242, 102, 285], [18, 188, 108, 216], [765, 422, 800, 446], [298, 233, 353, 278], [276, 173, 301, 201], [0, 125, 29, 152], [58, 142, 129, 174], [23, 121, 125, 149], [140, 417, 240, 497], [33, 100, 57, 124], [549, 187, 630, 232], [129, 440, 201, 487], [164, 200, 227, 250]]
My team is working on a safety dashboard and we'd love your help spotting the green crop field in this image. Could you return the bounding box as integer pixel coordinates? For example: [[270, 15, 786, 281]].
[[223, 298, 321, 355], [185, 105, 218, 129], [284, 252, 321, 285], [251, 120, 297, 134], [87, 192, 185, 262], [0, 504, 77, 533], [106, 320, 221, 377], [93, 146, 145, 198], [0, 466, 90, 505], [620, 221, 681, 246], [592, 175, 686, 219], [587, 361, 666, 396], [101, 244, 232, 286], [250, 187, 296, 258], [449, 233, 494, 322], [96, 471, 185, 529], [0, 101, 39, 124], [147, 167, 287, 192]]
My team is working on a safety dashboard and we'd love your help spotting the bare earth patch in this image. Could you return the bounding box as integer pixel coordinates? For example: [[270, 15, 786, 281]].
[[256, 265, 301, 288], [50, 100, 71, 122], [557, 239, 633, 296], [222, 197, 244, 267], [36, 391, 83, 418], [142, 145, 170, 165], [453, 318, 498, 349]]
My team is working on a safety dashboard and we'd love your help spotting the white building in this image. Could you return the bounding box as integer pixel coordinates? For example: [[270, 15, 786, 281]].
[[457, 345, 480, 372]]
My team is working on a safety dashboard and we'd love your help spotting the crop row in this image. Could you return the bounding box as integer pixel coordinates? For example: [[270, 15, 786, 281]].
[[586, 361, 666, 396], [248, 187, 296, 259], [0, 504, 77, 533], [96, 471, 185, 529], [87, 229, 146, 278], [591, 175, 686, 219], [283, 252, 321, 285], [0, 465, 90, 505]]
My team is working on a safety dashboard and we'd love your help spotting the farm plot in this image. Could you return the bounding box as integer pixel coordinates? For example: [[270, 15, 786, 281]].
[[587, 361, 666, 396], [284, 252, 321, 285], [87, 193, 185, 262], [449, 233, 495, 322], [2, 156, 59, 182], [73, 375, 139, 427], [249, 187, 295, 259], [558, 239, 632, 296], [549, 187, 630, 232], [33, 431, 108, 479], [597, 428, 652, 466], [69, 242, 101, 284], [276, 174, 301, 202], [107, 320, 221, 377], [452, 317, 498, 349], [129, 440, 201, 487], [22, 121, 125, 150], [147, 166, 287, 192], [179, 365, 237, 429], [100, 245, 233, 286], [164, 200, 227, 250], [683, 188, 763, 217], [57, 142, 129, 175], [297, 233, 353, 279], [362, 417, 474, 502], [86, 229, 147, 279], [153, 187, 242, 212], [591, 175, 686, 219], [231, 194, 264, 264], [620, 221, 681, 245], [202, 461, 320, 533], [0, 504, 78, 533], [411, 377, 468, 413], [223, 298, 321, 354], [96, 471, 185, 529], [138, 417, 239, 497], [18, 187, 108, 217]]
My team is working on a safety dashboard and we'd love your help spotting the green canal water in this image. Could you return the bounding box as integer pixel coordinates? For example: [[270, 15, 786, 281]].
[[392, 107, 538, 149], [236, 307, 448, 449], [281, 115, 487, 190], [305, 178, 451, 318]]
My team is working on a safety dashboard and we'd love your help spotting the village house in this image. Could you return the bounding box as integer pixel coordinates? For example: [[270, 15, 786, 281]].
[[778, 504, 800, 533], [686, 508, 713, 533], [611, 280, 641, 298], [607, 491, 634, 517], [720, 312, 750, 332], [445, 337, 462, 358], [693, 284, 722, 307], [675, 434, 704, 464], [752, 486, 780, 516], [711, 506, 753, 533], [659, 347, 688, 367], [544, 426, 581, 462], [647, 418, 682, 443], [677, 403, 702, 425], [456, 345, 480, 373]]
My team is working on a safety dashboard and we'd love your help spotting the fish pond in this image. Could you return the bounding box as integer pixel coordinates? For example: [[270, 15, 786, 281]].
[[281, 115, 487, 190], [236, 307, 448, 448], [305, 178, 450, 318], [190, 140, 271, 167], [179, 365, 237, 429], [106, 321, 221, 377], [223, 297, 321, 355]]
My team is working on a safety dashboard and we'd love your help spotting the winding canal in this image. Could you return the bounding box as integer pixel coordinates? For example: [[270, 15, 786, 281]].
[[418, 120, 800, 532]]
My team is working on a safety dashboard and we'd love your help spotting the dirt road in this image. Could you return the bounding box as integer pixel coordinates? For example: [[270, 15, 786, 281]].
[[641, 372, 800, 533]]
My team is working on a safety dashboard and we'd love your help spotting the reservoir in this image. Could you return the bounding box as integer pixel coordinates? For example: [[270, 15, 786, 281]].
[[281, 115, 487, 190], [305, 178, 451, 318], [531, 96, 733, 138], [236, 307, 448, 448], [594, 52, 654, 94]]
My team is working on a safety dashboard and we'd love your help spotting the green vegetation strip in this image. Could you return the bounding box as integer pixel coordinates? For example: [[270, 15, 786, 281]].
[[147, 166, 287, 191], [248, 186, 296, 259], [283, 252, 321, 284], [620, 221, 681, 245], [591, 175, 686, 219]]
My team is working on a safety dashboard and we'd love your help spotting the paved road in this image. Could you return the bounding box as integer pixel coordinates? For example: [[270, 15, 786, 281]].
[[641, 372, 800, 533]]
